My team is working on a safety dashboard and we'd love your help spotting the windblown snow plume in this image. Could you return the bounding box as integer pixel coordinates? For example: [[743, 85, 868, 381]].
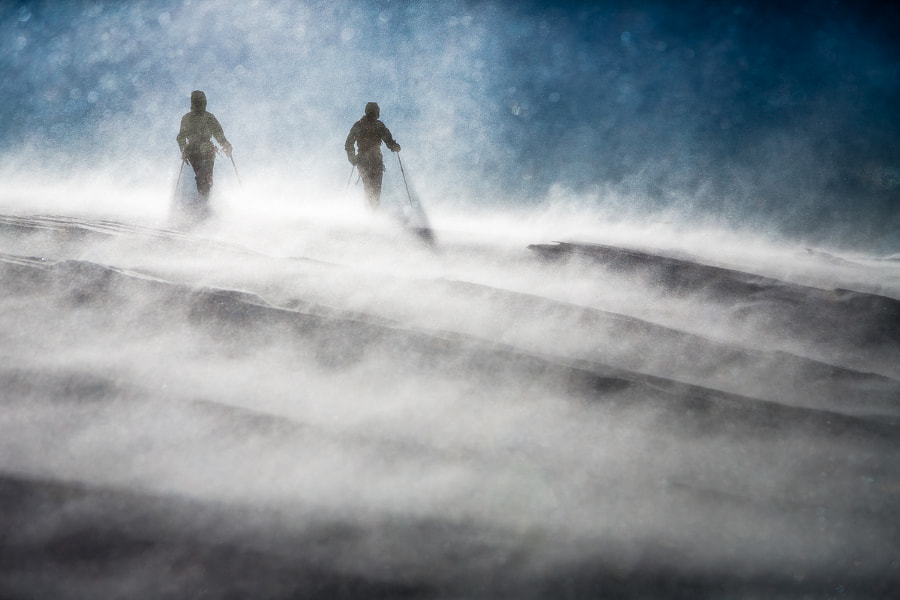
[[1, 1, 899, 599]]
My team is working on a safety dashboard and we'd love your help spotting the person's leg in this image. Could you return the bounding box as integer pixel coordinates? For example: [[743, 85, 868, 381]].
[[193, 156, 215, 200], [358, 154, 385, 210], [365, 169, 383, 209], [186, 145, 215, 200]]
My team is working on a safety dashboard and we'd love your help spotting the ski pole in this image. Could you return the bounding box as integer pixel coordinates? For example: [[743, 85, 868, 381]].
[[347, 164, 356, 190], [228, 152, 243, 190], [396, 152, 435, 246], [397, 152, 413, 207], [173, 158, 186, 200]]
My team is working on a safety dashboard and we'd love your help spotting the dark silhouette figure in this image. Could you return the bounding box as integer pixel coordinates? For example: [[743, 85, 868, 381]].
[[345, 102, 401, 209], [176, 91, 232, 201]]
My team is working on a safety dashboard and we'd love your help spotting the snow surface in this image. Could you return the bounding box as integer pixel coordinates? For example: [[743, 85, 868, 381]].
[[0, 194, 898, 598]]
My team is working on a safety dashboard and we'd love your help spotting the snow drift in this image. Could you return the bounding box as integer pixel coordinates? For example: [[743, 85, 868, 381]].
[[0, 207, 898, 599]]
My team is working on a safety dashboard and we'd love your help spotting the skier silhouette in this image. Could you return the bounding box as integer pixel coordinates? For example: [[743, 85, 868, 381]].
[[176, 90, 232, 201], [345, 102, 401, 209]]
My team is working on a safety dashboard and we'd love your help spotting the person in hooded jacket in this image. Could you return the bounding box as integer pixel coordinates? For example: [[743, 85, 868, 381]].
[[176, 90, 233, 200], [345, 102, 401, 209]]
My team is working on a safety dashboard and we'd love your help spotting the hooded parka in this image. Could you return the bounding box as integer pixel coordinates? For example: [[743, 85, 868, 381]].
[[345, 102, 401, 209], [176, 91, 232, 199]]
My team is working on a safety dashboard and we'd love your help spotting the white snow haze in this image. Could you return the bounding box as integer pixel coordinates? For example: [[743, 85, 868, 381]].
[[1, 1, 899, 598]]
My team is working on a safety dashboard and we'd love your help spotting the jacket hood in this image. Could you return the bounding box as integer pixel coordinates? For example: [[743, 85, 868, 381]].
[[190, 90, 207, 113], [364, 102, 380, 119]]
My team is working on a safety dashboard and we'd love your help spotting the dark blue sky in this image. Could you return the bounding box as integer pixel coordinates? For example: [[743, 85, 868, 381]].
[[1, 0, 898, 247]]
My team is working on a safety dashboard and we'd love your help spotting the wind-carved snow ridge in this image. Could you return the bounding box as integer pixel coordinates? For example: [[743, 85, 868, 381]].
[[1, 211, 898, 599]]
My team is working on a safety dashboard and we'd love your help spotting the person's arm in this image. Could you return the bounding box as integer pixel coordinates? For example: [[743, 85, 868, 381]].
[[176, 115, 189, 155], [209, 114, 232, 155], [380, 123, 401, 152], [344, 123, 359, 164]]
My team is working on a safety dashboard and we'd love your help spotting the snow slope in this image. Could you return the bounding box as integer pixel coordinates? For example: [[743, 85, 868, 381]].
[[1, 210, 898, 599]]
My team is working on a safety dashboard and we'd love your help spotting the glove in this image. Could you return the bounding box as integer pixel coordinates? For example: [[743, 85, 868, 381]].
[[222, 143, 233, 157], [390, 143, 401, 153], [347, 152, 358, 166]]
